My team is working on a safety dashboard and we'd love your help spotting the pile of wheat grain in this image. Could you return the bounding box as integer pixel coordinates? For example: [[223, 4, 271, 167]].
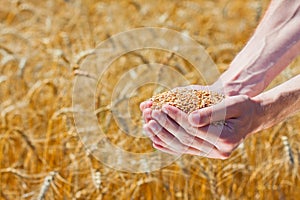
[[151, 88, 224, 113]]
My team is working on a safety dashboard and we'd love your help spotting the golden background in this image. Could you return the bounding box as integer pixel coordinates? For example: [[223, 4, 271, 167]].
[[1, 0, 300, 199]]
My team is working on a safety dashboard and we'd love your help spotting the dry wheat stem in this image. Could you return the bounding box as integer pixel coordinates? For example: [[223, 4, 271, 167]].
[[73, 69, 98, 80], [0, 168, 47, 179], [37, 171, 57, 200]]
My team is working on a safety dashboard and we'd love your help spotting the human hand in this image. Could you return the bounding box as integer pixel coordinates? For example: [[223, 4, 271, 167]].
[[141, 94, 263, 159], [140, 84, 223, 156]]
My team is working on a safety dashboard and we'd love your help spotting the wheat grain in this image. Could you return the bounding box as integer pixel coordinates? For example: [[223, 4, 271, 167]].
[[37, 171, 57, 200], [91, 169, 102, 190], [281, 136, 294, 165], [150, 88, 224, 114]]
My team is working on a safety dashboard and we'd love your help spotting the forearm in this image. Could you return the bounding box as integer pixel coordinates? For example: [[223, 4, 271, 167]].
[[217, 0, 300, 97], [253, 74, 300, 131]]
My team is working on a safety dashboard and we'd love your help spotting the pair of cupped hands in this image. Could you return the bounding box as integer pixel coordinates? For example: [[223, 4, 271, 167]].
[[140, 84, 264, 159]]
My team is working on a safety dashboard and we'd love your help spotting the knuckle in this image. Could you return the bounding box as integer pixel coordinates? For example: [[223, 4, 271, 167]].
[[185, 124, 195, 134], [179, 135, 193, 146], [149, 121, 162, 133], [171, 107, 180, 115], [160, 115, 168, 126], [172, 125, 182, 133], [196, 151, 206, 157], [152, 137, 160, 144], [219, 152, 231, 160], [153, 139, 164, 147], [218, 156, 227, 160], [218, 138, 235, 152]]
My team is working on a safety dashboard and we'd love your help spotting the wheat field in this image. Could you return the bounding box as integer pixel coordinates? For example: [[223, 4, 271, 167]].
[[1, 0, 300, 199]]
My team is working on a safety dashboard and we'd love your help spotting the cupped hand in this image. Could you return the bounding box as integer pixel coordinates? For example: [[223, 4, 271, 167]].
[[140, 85, 224, 157], [141, 94, 264, 159]]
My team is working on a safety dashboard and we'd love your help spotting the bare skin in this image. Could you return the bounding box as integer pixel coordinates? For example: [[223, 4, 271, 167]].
[[140, 0, 300, 159], [218, 0, 300, 97]]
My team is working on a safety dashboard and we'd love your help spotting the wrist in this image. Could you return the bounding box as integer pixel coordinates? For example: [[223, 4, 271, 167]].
[[252, 92, 279, 131], [251, 95, 267, 132], [252, 75, 300, 132]]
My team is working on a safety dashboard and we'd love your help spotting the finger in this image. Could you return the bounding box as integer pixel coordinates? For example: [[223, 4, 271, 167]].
[[183, 147, 230, 159], [148, 120, 187, 152], [152, 110, 182, 136], [152, 143, 180, 155], [152, 109, 209, 150], [150, 110, 232, 158], [188, 98, 238, 127], [142, 108, 153, 123], [140, 101, 152, 111], [152, 109, 202, 147], [153, 108, 229, 151], [150, 124, 230, 159], [151, 110, 198, 150], [143, 124, 168, 147], [161, 104, 191, 131], [157, 142, 208, 156], [148, 119, 207, 156], [150, 111, 227, 157], [182, 122, 225, 148], [189, 139, 231, 159], [197, 123, 237, 153], [153, 143, 206, 157], [143, 123, 156, 138]]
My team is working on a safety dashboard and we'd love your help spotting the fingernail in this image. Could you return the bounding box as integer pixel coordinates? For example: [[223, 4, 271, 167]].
[[162, 106, 168, 114], [140, 102, 145, 110]]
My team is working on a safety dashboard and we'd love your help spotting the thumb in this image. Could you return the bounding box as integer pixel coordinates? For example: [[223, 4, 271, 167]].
[[188, 100, 229, 127]]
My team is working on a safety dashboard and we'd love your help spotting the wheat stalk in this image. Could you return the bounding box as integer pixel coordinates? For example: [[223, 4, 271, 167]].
[[0, 168, 47, 179], [91, 169, 102, 190], [37, 171, 57, 200], [281, 136, 294, 166]]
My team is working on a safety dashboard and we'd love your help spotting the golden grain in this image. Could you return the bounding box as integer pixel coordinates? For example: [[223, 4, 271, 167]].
[[150, 88, 224, 113]]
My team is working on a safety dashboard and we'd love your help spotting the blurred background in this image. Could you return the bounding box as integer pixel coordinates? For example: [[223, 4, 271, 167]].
[[1, 0, 300, 199]]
